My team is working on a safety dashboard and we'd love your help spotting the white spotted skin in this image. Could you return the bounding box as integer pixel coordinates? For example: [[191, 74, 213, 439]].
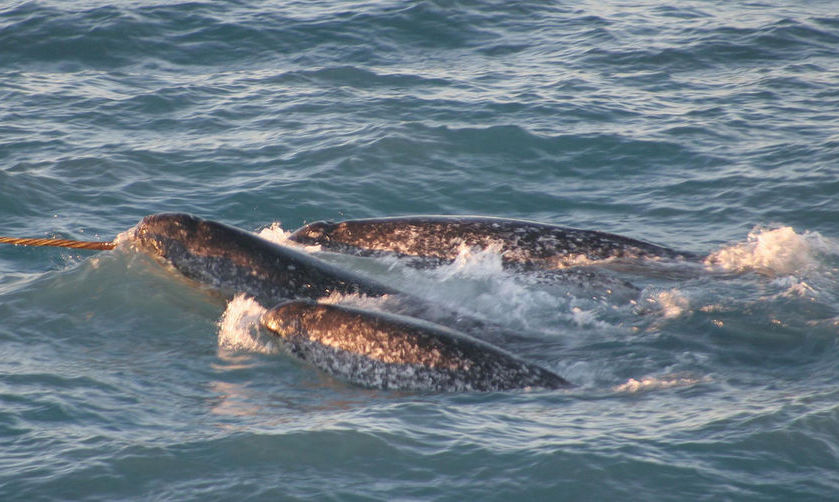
[[261, 301, 571, 392], [289, 215, 700, 269], [127, 213, 528, 343], [129, 213, 399, 305]]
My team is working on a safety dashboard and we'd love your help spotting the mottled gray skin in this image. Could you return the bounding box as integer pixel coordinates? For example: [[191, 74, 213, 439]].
[[130, 214, 573, 388], [289, 215, 700, 269], [261, 300, 570, 392], [130, 213, 399, 305], [128, 214, 524, 343]]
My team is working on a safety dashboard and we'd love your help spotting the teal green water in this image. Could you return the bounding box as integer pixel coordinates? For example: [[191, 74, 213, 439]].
[[2, 1, 839, 499]]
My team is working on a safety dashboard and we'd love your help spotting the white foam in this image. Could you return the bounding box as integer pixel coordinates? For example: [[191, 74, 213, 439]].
[[318, 291, 392, 310], [635, 288, 691, 320], [771, 275, 818, 299], [113, 224, 138, 249], [257, 222, 322, 252], [258, 221, 627, 335], [613, 374, 710, 393], [256, 222, 291, 243], [654, 289, 690, 319], [434, 243, 506, 280], [424, 251, 550, 324], [413, 244, 634, 333], [568, 306, 603, 328], [705, 226, 837, 275], [217, 294, 277, 354]]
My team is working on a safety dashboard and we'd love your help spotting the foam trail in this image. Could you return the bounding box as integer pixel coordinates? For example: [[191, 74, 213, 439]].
[[705, 226, 838, 275]]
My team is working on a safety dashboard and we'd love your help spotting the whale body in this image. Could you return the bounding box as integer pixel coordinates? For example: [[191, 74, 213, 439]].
[[261, 300, 570, 392], [289, 215, 699, 269], [128, 213, 534, 344], [128, 214, 573, 390], [130, 213, 398, 305]]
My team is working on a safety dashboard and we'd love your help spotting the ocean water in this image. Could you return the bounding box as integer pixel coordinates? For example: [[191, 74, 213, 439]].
[[2, 0, 839, 499]]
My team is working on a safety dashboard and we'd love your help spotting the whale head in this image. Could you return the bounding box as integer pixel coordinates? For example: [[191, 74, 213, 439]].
[[130, 213, 204, 257], [128, 213, 398, 304]]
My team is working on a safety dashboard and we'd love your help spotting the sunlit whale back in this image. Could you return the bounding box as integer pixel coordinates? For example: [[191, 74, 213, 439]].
[[261, 300, 571, 392], [289, 215, 700, 268], [130, 213, 398, 304], [128, 213, 524, 343]]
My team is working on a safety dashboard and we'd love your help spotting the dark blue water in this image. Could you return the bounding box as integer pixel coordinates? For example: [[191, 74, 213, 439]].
[[2, 1, 839, 499]]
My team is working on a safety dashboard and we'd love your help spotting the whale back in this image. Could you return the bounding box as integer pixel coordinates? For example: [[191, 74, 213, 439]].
[[130, 213, 397, 304], [289, 215, 699, 268], [261, 300, 571, 392]]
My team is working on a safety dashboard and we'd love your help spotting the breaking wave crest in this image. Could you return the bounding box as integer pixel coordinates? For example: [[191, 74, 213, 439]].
[[217, 294, 276, 354], [705, 226, 838, 275]]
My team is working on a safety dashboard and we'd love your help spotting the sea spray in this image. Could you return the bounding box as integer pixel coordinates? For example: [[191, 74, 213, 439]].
[[217, 294, 275, 354], [258, 222, 322, 253], [706, 226, 838, 275]]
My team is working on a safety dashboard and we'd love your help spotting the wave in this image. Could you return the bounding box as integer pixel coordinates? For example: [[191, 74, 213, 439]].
[[613, 373, 711, 393], [581, 16, 839, 72], [0, 1, 500, 70], [217, 294, 276, 355], [705, 225, 838, 275]]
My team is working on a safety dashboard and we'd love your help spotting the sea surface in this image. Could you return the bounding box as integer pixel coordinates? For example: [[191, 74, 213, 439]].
[[2, 0, 839, 500]]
